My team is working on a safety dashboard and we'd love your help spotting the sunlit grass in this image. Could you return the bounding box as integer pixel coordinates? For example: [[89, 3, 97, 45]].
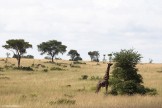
[[0, 58, 162, 108]]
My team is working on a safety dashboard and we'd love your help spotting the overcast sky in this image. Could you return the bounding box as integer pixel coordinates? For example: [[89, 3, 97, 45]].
[[0, 0, 162, 63]]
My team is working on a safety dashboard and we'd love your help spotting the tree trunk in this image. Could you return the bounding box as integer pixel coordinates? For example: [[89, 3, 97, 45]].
[[51, 56, 54, 62], [17, 55, 21, 68]]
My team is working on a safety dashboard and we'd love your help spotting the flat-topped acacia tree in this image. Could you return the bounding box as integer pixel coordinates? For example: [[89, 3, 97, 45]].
[[37, 40, 67, 62], [2, 39, 32, 67]]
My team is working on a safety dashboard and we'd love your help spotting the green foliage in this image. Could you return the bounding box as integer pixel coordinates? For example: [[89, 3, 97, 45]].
[[44, 56, 51, 60], [113, 49, 142, 69], [14, 66, 34, 71], [2, 39, 32, 67], [80, 75, 88, 80], [73, 56, 82, 61], [110, 49, 157, 95], [88, 51, 100, 62], [145, 87, 158, 95], [22, 55, 34, 59], [68, 49, 81, 61], [37, 40, 67, 62]]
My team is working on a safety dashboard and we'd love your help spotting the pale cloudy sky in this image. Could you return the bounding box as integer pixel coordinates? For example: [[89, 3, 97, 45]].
[[0, 0, 162, 63]]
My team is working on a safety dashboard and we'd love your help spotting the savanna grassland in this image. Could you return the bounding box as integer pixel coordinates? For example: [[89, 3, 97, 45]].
[[0, 58, 162, 108]]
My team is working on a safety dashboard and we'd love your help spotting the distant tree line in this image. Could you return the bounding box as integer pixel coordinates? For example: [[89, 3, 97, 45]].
[[13, 54, 34, 59], [2, 39, 116, 67]]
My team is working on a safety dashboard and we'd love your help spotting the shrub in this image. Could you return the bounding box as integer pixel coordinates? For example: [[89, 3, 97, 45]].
[[145, 87, 158, 95], [14, 66, 34, 71], [22, 55, 34, 59], [80, 75, 88, 80], [73, 56, 82, 61], [50, 67, 65, 71], [43, 69, 48, 72], [90, 76, 102, 80], [70, 64, 81, 68], [110, 49, 157, 95]]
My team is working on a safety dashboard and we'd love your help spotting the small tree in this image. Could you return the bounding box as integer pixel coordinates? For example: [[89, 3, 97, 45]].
[[37, 40, 67, 62], [67, 49, 80, 61], [3, 39, 32, 67], [103, 54, 106, 63], [108, 53, 112, 62], [88, 51, 95, 61], [110, 49, 157, 95], [88, 51, 100, 62]]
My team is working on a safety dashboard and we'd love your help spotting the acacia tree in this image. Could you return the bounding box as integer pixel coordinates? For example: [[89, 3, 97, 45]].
[[88, 51, 95, 61], [67, 49, 80, 61], [110, 49, 157, 95], [2, 39, 32, 67], [88, 51, 99, 62], [37, 40, 67, 62]]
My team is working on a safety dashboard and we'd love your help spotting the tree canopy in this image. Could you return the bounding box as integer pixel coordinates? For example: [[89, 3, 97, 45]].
[[110, 49, 157, 95], [37, 40, 67, 62], [88, 51, 100, 62], [2, 39, 32, 67], [67, 49, 81, 61]]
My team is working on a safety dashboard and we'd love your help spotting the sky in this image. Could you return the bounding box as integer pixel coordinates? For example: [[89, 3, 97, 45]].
[[0, 0, 162, 63]]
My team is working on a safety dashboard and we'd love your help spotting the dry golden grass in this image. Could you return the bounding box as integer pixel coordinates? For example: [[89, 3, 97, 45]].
[[0, 58, 162, 108]]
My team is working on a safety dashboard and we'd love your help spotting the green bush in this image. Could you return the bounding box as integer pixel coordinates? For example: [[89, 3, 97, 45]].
[[90, 76, 102, 80], [145, 87, 158, 95], [14, 66, 34, 71], [43, 69, 48, 72], [80, 75, 88, 80], [110, 49, 157, 95], [70, 64, 81, 68]]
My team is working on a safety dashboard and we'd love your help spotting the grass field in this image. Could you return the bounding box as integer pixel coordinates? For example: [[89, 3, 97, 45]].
[[0, 58, 162, 108]]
